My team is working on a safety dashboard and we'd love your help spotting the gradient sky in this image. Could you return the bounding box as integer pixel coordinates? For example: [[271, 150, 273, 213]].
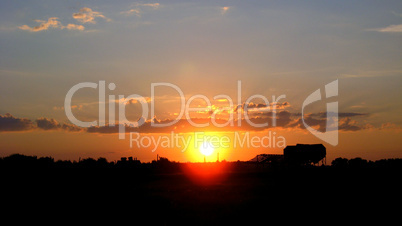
[[0, 0, 401, 162]]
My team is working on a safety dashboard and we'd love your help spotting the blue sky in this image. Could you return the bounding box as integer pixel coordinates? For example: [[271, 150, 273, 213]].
[[1, 1, 401, 118]]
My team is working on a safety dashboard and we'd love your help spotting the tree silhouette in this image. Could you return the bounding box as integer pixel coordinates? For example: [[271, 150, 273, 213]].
[[331, 157, 349, 168]]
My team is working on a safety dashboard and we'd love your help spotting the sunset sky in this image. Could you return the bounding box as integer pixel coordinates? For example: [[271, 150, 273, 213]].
[[0, 0, 401, 163]]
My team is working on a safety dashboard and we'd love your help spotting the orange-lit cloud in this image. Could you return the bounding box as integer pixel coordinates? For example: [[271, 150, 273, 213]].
[[86, 109, 373, 134], [140, 3, 160, 9], [0, 110, 391, 134], [221, 6, 230, 15], [234, 101, 290, 112], [19, 17, 84, 32], [19, 17, 61, 32], [72, 7, 109, 24], [64, 24, 85, 31], [18, 7, 109, 32], [380, 122, 402, 131]]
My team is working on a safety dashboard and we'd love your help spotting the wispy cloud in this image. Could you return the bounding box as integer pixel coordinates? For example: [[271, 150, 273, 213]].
[[366, 11, 402, 33], [340, 69, 402, 78], [121, 8, 142, 17], [139, 3, 160, 9], [369, 24, 402, 33], [18, 17, 84, 32], [120, 3, 160, 17], [19, 17, 63, 32], [18, 7, 110, 32], [64, 23, 85, 31], [72, 7, 110, 24], [36, 117, 83, 132]]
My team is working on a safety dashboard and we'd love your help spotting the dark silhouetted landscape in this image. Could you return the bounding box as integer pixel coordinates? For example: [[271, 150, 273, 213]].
[[1, 153, 401, 224]]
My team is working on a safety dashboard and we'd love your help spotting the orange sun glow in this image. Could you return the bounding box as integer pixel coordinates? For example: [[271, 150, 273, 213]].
[[199, 141, 214, 156]]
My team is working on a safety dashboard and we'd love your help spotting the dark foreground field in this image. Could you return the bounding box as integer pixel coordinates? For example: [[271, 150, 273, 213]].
[[1, 157, 401, 224]]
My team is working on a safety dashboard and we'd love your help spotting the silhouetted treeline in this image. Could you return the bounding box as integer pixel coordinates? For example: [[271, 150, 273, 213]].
[[331, 157, 402, 169], [1, 153, 401, 170], [0, 153, 185, 174]]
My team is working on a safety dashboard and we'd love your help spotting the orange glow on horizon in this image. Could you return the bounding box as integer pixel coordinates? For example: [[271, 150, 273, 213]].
[[181, 162, 231, 185]]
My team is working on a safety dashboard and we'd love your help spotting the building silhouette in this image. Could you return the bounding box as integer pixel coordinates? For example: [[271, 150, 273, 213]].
[[284, 144, 326, 165]]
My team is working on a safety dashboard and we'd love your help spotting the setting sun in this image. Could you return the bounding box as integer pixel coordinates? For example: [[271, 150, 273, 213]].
[[199, 141, 214, 156]]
